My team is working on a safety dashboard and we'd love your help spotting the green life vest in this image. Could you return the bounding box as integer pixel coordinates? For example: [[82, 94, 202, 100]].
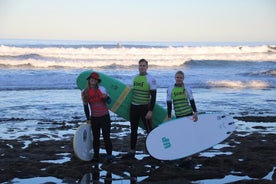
[[132, 75, 150, 105], [171, 86, 193, 117]]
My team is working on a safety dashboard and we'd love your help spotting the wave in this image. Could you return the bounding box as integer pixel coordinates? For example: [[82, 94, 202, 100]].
[[241, 69, 276, 77], [0, 53, 44, 60], [207, 80, 271, 89], [0, 44, 276, 69], [243, 69, 276, 77]]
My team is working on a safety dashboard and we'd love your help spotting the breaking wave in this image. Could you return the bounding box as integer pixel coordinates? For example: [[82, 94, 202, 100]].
[[0, 44, 276, 69], [207, 80, 271, 89]]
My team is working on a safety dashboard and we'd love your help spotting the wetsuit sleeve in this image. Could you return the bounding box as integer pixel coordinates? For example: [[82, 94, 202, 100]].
[[147, 74, 157, 111], [99, 86, 107, 95], [83, 104, 90, 120], [167, 101, 172, 118], [185, 85, 194, 100], [189, 99, 197, 113], [166, 86, 173, 118], [147, 74, 157, 90], [185, 85, 197, 112], [149, 90, 156, 111], [99, 86, 110, 102]]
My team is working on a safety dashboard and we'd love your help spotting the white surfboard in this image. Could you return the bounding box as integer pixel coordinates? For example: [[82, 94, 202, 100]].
[[73, 124, 93, 161], [146, 114, 235, 160]]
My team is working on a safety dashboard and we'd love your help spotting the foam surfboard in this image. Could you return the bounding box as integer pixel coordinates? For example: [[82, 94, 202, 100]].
[[73, 124, 93, 161], [76, 70, 168, 129], [146, 114, 235, 160]]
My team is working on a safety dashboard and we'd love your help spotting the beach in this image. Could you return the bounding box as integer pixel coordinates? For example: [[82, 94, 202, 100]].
[[0, 115, 275, 183], [0, 39, 275, 183]]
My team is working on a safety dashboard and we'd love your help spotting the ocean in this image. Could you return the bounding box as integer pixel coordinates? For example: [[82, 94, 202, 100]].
[[1, 39, 275, 117], [0, 39, 275, 183]]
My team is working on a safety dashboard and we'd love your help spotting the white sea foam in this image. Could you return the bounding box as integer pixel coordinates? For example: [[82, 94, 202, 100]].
[[1, 45, 276, 68], [207, 80, 270, 88]]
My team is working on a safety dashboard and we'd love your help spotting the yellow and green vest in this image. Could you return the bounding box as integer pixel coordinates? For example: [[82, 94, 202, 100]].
[[132, 75, 150, 105], [171, 86, 193, 117]]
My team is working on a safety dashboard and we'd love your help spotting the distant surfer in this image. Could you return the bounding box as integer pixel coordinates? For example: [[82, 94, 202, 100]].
[[116, 42, 122, 48], [125, 59, 157, 158], [81, 72, 113, 162]]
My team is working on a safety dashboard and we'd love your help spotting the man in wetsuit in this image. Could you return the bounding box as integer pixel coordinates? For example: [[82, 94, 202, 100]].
[[125, 58, 157, 158]]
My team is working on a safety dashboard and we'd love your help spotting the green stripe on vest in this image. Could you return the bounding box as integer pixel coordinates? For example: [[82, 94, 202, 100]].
[[132, 75, 150, 105], [171, 87, 193, 117]]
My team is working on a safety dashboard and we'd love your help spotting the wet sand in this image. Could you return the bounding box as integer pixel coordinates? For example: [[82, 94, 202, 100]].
[[0, 116, 275, 183]]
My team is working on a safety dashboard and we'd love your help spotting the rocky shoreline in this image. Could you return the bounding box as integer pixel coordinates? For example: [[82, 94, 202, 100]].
[[0, 116, 275, 183]]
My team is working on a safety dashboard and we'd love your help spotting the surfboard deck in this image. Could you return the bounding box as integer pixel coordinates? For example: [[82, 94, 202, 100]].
[[146, 114, 235, 160], [76, 70, 168, 129], [73, 124, 93, 161]]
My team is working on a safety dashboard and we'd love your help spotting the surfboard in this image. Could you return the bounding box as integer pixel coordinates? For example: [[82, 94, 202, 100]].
[[146, 114, 235, 160], [76, 70, 168, 129], [73, 124, 93, 161]]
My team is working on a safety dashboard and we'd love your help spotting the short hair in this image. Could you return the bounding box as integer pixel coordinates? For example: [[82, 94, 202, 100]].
[[139, 58, 148, 65], [175, 71, 184, 77]]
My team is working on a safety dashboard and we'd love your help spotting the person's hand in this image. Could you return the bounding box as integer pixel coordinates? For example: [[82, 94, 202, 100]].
[[87, 120, 91, 124], [102, 94, 108, 99], [192, 112, 198, 122], [145, 111, 152, 120], [106, 96, 111, 104]]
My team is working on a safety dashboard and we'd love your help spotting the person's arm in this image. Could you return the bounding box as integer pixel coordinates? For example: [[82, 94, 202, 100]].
[[81, 89, 91, 123], [189, 99, 197, 113], [145, 90, 156, 120], [83, 104, 91, 123], [99, 86, 111, 104], [185, 85, 198, 122], [166, 86, 173, 118], [189, 99, 198, 122], [148, 90, 156, 111], [145, 75, 157, 120], [167, 101, 172, 118]]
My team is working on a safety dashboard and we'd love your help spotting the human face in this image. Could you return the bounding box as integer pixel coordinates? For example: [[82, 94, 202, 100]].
[[89, 77, 98, 87], [139, 61, 148, 75], [175, 73, 184, 85]]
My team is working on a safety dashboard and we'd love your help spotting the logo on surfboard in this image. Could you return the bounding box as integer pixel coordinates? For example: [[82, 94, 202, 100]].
[[162, 137, 171, 149]]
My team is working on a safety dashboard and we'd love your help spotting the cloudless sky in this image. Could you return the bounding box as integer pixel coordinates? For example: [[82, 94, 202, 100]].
[[0, 0, 275, 42]]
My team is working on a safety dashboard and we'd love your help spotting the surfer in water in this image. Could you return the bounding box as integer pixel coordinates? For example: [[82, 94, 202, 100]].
[[81, 72, 113, 162], [166, 70, 198, 168], [125, 58, 157, 158]]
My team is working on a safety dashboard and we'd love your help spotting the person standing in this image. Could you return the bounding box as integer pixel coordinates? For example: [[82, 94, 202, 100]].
[[167, 70, 198, 121], [126, 58, 157, 158], [166, 70, 198, 168], [81, 72, 113, 162]]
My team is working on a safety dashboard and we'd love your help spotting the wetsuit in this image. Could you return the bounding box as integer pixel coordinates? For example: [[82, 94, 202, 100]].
[[130, 73, 157, 150], [83, 86, 112, 158]]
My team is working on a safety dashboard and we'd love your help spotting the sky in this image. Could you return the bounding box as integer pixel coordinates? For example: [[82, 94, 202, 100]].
[[0, 0, 275, 42]]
